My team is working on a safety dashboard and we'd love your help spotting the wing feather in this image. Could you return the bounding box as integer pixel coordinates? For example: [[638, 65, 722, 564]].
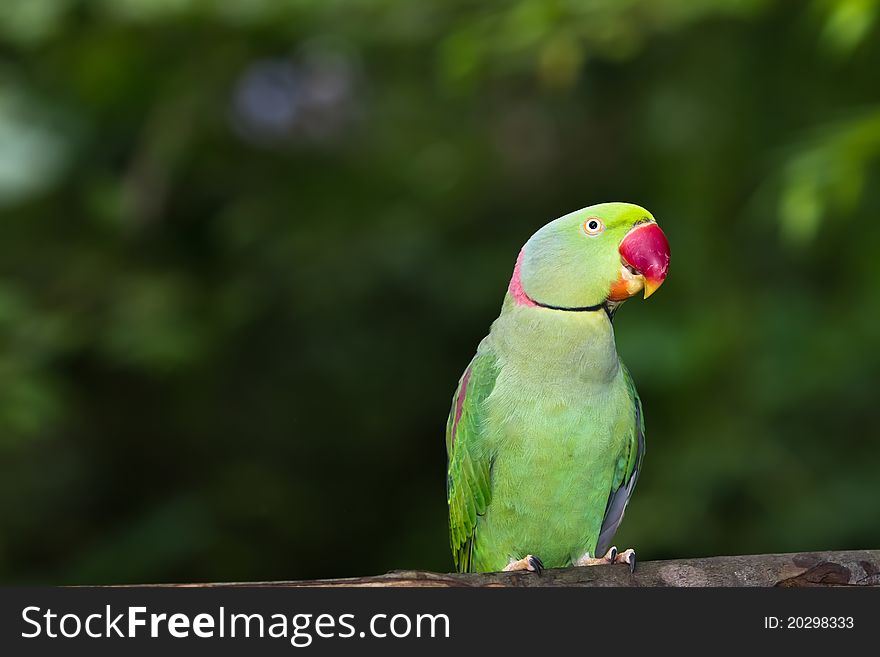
[[596, 363, 645, 556], [446, 350, 498, 573]]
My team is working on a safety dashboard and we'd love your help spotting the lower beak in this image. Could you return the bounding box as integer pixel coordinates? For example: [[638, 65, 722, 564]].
[[643, 277, 662, 299], [617, 221, 671, 300]]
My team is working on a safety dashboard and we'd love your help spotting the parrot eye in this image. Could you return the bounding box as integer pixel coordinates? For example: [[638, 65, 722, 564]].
[[583, 218, 605, 236]]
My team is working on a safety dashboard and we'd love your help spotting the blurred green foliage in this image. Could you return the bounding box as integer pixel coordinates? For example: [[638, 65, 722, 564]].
[[0, 0, 879, 584]]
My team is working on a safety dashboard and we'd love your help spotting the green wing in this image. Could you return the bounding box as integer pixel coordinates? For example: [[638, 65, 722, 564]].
[[596, 362, 645, 555], [446, 350, 498, 573]]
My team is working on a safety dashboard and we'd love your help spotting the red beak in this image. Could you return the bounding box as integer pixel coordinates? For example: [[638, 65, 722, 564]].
[[618, 222, 670, 298]]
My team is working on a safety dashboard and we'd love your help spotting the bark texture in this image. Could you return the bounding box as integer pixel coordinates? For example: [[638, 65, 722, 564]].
[[151, 550, 880, 588]]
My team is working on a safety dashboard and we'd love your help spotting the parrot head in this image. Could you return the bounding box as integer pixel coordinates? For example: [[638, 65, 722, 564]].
[[512, 202, 670, 312]]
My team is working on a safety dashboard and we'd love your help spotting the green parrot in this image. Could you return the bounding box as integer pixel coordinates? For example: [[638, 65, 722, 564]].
[[446, 202, 670, 574]]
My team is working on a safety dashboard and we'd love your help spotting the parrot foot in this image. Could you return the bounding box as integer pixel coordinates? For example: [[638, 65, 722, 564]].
[[575, 546, 619, 567], [503, 554, 544, 574], [575, 546, 637, 572]]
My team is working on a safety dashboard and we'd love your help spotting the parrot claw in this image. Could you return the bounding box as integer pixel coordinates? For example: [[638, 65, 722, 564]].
[[527, 555, 544, 574], [503, 554, 544, 574], [614, 548, 636, 572]]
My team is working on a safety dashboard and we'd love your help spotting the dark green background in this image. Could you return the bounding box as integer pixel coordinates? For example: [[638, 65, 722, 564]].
[[1, 1, 878, 584]]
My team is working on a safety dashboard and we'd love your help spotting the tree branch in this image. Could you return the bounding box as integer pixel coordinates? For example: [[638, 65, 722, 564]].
[[154, 549, 879, 587]]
